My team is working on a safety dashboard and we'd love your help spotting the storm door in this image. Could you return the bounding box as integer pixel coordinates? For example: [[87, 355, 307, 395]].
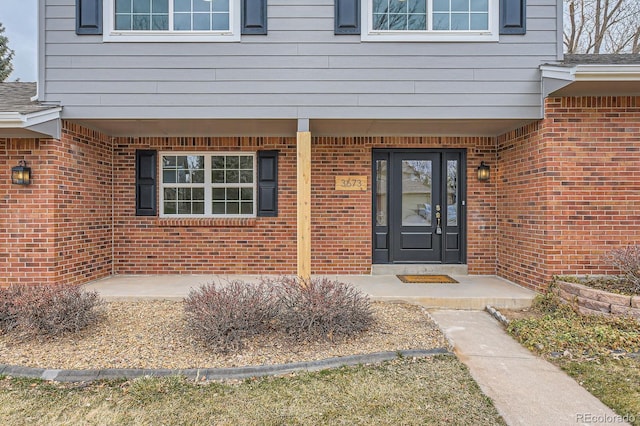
[[373, 150, 465, 264]]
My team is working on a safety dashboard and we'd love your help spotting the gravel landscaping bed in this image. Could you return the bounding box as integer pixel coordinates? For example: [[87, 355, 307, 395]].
[[0, 301, 448, 370]]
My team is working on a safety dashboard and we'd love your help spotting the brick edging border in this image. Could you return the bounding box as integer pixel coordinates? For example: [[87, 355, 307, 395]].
[[553, 280, 640, 320], [0, 348, 452, 383]]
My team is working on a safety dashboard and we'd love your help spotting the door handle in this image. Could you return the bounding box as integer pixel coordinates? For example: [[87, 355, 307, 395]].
[[435, 208, 442, 235]]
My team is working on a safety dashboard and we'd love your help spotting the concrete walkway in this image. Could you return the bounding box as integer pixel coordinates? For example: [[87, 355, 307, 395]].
[[84, 273, 535, 309], [430, 310, 630, 426]]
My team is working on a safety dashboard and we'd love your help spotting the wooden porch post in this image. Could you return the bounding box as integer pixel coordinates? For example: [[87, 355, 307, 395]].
[[297, 121, 311, 282]]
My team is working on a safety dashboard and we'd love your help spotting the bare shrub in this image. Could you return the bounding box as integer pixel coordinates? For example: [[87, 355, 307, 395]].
[[603, 245, 640, 293], [184, 280, 279, 353], [269, 276, 374, 343], [0, 285, 24, 333], [0, 283, 104, 337]]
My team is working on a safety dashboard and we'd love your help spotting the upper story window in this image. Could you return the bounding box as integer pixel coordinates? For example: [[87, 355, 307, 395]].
[[104, 0, 241, 42], [363, 0, 498, 42]]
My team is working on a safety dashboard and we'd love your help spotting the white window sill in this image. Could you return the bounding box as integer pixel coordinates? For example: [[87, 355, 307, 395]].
[[103, 32, 240, 43], [361, 31, 499, 42]]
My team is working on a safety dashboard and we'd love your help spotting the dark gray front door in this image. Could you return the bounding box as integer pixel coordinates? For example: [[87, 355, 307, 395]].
[[373, 150, 465, 264]]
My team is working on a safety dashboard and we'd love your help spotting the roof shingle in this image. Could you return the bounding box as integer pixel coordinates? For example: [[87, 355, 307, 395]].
[[0, 82, 57, 115]]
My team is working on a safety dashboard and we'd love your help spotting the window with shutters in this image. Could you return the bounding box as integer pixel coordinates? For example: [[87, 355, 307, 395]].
[[104, 0, 241, 41], [159, 152, 256, 217], [363, 0, 499, 41]]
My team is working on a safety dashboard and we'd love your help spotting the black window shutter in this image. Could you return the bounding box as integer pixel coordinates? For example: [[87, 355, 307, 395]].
[[257, 150, 278, 217], [242, 0, 267, 35], [500, 0, 526, 35], [136, 150, 157, 216], [76, 0, 103, 35], [335, 0, 360, 35]]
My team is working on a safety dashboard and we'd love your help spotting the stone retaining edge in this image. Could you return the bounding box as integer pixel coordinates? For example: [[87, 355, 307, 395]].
[[0, 348, 452, 383], [554, 280, 640, 320]]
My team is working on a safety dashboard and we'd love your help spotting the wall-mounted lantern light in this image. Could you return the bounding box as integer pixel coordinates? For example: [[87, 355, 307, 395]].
[[477, 161, 490, 182], [11, 160, 31, 185]]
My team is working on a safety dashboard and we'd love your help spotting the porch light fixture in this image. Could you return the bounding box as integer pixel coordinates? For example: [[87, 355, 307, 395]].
[[477, 161, 490, 182], [11, 160, 31, 185]]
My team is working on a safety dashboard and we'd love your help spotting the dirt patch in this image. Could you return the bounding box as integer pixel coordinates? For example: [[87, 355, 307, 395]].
[[499, 307, 544, 322]]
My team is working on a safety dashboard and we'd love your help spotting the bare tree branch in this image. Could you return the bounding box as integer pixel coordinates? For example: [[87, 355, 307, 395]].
[[564, 0, 640, 54]]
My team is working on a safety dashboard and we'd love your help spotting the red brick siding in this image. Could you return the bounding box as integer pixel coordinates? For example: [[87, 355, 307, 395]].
[[311, 136, 497, 275], [3, 125, 502, 282], [1, 138, 57, 286], [498, 97, 640, 291], [54, 123, 113, 285], [312, 139, 372, 274], [111, 135, 497, 276], [0, 122, 113, 286], [112, 137, 298, 275]]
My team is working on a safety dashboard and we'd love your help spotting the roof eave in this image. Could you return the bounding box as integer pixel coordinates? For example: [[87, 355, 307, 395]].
[[541, 64, 640, 97], [0, 107, 62, 139]]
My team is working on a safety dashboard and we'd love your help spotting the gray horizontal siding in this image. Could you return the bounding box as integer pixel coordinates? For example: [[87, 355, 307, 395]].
[[46, 67, 541, 82], [43, 0, 559, 122], [46, 80, 540, 95]]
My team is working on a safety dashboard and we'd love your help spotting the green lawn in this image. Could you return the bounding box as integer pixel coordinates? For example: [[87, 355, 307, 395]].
[[0, 355, 505, 426]]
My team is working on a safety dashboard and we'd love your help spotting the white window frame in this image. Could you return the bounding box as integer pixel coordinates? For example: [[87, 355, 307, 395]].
[[159, 152, 257, 218], [362, 0, 499, 42], [103, 0, 241, 42]]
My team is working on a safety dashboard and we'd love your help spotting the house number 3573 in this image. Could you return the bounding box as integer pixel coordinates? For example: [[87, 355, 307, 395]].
[[335, 176, 367, 191]]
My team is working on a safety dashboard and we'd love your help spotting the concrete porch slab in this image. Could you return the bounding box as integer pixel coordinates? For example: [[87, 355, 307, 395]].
[[84, 274, 536, 310]]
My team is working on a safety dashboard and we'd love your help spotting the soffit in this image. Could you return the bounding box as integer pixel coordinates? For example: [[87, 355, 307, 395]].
[[542, 55, 640, 97], [72, 118, 536, 138]]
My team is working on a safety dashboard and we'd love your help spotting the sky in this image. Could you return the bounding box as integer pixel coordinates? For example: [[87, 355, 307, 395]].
[[0, 0, 38, 82]]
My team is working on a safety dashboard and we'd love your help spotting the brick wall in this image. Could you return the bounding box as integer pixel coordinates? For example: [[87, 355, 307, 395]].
[[0, 122, 113, 286], [498, 97, 640, 291], [312, 136, 497, 275], [54, 122, 114, 285], [112, 137, 298, 275], [1, 138, 57, 286], [111, 135, 497, 276]]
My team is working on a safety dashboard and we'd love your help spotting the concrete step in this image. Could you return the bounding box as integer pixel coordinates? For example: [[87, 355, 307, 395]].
[[327, 274, 536, 310], [85, 273, 536, 310], [371, 264, 468, 276]]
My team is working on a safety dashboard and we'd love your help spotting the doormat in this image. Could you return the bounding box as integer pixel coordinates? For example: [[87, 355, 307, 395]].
[[397, 275, 459, 284]]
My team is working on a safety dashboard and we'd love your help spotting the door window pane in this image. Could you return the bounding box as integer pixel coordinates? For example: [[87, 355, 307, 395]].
[[447, 160, 458, 226], [402, 160, 432, 227], [375, 160, 388, 227]]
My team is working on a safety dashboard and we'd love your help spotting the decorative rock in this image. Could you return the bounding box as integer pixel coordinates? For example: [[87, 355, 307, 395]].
[[577, 306, 609, 317], [557, 288, 578, 304], [596, 291, 632, 307], [610, 305, 640, 319], [555, 279, 639, 321], [555, 280, 583, 296], [578, 286, 602, 301], [485, 305, 509, 326], [577, 296, 611, 313]]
